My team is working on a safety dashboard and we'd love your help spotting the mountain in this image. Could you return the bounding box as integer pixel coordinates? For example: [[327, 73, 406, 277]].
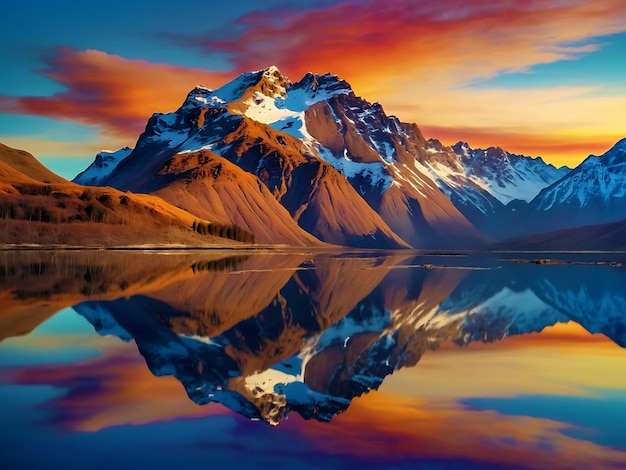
[[0, 143, 253, 247], [81, 66, 490, 249], [449, 142, 570, 205], [294, 74, 489, 247], [73, 147, 132, 185], [491, 218, 626, 251], [518, 139, 626, 236], [70, 252, 626, 425], [0, 143, 67, 184], [409, 140, 570, 237]]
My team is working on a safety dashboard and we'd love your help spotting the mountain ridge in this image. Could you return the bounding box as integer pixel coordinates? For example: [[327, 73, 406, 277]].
[[80, 66, 493, 249]]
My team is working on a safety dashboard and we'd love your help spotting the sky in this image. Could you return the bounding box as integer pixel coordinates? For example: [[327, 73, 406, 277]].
[[1, 0, 626, 178]]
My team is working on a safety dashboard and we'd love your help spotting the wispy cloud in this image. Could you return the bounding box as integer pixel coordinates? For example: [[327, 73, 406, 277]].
[[183, 0, 626, 93], [0, 47, 230, 141]]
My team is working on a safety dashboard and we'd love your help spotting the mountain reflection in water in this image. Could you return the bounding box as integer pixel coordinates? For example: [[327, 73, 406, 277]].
[[2, 250, 625, 427]]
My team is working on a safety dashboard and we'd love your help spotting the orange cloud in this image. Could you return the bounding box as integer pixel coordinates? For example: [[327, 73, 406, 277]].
[[0, 47, 230, 141], [420, 125, 619, 168], [187, 0, 626, 165], [193, 0, 626, 92]]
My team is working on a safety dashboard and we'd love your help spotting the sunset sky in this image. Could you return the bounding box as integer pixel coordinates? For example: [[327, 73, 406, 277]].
[[1, 0, 626, 178]]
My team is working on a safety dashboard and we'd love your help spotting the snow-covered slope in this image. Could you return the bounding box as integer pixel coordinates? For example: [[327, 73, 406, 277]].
[[73, 147, 132, 185], [450, 142, 570, 205], [519, 138, 626, 235], [534, 138, 626, 211], [403, 141, 569, 237]]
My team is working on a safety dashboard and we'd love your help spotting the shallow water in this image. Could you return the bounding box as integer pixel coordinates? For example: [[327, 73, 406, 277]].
[[1, 250, 626, 469]]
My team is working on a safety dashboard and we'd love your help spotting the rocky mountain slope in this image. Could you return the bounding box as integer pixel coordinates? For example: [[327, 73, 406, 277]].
[[73, 67, 624, 249], [409, 140, 570, 237]]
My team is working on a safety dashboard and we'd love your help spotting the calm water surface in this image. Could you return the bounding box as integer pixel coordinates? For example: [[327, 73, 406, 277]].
[[1, 250, 626, 469]]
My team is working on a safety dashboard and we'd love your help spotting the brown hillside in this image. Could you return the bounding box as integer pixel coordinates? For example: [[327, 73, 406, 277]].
[[0, 143, 67, 184], [0, 143, 252, 247], [304, 97, 490, 248], [152, 149, 324, 246], [218, 117, 409, 248]]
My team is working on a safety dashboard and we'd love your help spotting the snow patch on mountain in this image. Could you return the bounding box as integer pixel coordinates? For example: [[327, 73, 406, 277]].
[[317, 147, 394, 192], [73, 147, 133, 185], [392, 160, 439, 198], [283, 72, 352, 112], [243, 72, 353, 147], [410, 142, 569, 212]]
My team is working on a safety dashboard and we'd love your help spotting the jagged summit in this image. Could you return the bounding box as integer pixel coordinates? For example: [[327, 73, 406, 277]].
[[445, 141, 570, 204], [529, 138, 626, 218], [290, 72, 353, 96], [593, 137, 626, 164]]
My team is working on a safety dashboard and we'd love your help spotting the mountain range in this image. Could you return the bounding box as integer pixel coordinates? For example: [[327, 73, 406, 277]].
[[20, 251, 623, 425], [4, 250, 625, 425], [2, 65, 626, 249]]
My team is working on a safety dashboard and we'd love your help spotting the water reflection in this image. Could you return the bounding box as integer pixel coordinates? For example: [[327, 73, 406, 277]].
[[2, 250, 625, 426]]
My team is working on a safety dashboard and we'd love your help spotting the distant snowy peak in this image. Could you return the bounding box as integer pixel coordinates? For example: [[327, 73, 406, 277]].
[[449, 141, 570, 204], [533, 138, 626, 211], [582, 137, 626, 167], [73, 147, 133, 185]]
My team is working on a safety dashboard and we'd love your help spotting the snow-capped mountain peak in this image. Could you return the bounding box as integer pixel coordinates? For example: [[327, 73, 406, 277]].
[[532, 138, 626, 213], [216, 65, 290, 103], [73, 147, 133, 185], [447, 142, 570, 205], [285, 72, 353, 108]]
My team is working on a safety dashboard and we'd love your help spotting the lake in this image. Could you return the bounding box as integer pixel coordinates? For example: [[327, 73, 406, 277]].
[[1, 249, 626, 469]]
